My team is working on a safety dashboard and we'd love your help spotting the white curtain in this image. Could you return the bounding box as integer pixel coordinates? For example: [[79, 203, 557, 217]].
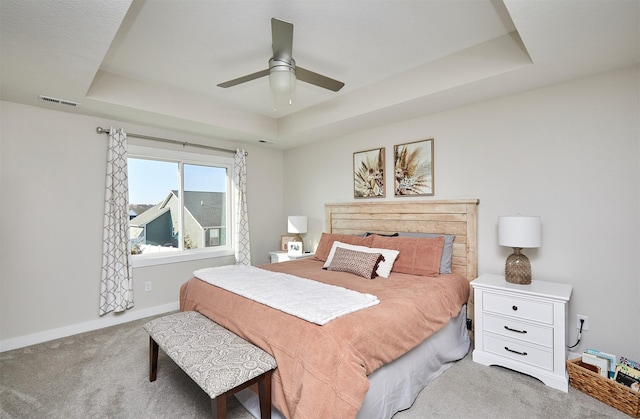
[[234, 149, 251, 265], [99, 128, 134, 315]]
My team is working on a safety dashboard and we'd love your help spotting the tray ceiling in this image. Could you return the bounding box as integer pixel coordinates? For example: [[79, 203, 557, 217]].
[[1, 0, 637, 149]]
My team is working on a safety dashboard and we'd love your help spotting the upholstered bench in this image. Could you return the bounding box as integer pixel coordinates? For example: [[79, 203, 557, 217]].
[[143, 311, 277, 419]]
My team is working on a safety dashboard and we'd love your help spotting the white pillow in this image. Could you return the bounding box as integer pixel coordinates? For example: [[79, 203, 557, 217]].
[[323, 241, 399, 278]]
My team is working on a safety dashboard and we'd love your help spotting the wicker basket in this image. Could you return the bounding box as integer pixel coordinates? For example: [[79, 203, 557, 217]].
[[567, 358, 640, 417]]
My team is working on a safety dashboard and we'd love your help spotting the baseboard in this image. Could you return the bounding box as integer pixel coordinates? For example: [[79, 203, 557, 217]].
[[0, 301, 179, 352]]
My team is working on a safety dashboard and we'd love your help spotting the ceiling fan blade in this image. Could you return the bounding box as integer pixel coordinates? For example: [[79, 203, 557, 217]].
[[271, 18, 293, 62], [217, 69, 270, 88], [296, 67, 345, 92]]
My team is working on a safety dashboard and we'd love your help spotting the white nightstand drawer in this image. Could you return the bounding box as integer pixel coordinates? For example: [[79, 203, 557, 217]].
[[483, 333, 553, 371], [483, 313, 553, 348], [483, 292, 553, 324]]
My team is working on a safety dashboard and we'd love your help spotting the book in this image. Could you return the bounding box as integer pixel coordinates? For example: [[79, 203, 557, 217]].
[[582, 352, 609, 378], [614, 364, 640, 392], [586, 348, 617, 379], [576, 360, 600, 374], [620, 356, 640, 370], [615, 363, 640, 380]]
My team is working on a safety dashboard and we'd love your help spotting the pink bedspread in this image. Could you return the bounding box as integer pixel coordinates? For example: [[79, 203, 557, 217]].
[[179, 258, 469, 418]]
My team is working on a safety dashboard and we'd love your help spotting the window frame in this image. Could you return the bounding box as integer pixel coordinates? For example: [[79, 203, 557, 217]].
[[127, 144, 235, 268]]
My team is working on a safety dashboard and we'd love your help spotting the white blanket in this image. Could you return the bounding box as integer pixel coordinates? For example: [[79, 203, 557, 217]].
[[193, 265, 379, 325]]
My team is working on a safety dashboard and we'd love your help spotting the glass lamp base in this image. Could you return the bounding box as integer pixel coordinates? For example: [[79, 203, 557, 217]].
[[505, 247, 532, 284], [292, 234, 304, 253]]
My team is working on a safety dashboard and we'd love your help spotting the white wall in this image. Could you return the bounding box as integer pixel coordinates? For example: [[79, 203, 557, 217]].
[[0, 101, 284, 350], [284, 66, 640, 359], [2, 67, 638, 358]]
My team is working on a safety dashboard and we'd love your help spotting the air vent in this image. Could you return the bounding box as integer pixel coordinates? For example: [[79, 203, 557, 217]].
[[39, 95, 80, 107]]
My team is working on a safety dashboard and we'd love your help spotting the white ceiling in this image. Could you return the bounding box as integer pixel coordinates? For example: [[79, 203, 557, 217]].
[[1, 0, 638, 149]]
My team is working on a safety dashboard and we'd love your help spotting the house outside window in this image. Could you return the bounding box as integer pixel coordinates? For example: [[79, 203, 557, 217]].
[[205, 228, 221, 246], [127, 144, 234, 266]]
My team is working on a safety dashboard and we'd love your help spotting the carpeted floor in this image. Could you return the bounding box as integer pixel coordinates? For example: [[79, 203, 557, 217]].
[[0, 314, 631, 418]]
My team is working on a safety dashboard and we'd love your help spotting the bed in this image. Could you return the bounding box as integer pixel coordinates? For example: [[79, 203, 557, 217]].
[[179, 199, 479, 418]]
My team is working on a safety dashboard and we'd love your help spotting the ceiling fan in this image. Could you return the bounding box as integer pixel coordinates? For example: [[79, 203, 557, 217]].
[[217, 18, 345, 99]]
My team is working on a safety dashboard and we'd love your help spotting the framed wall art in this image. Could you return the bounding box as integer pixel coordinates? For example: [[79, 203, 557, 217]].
[[353, 147, 385, 198], [394, 139, 434, 196], [280, 234, 297, 251]]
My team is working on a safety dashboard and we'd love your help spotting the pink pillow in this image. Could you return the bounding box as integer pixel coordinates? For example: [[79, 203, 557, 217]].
[[314, 233, 374, 262], [370, 235, 444, 277]]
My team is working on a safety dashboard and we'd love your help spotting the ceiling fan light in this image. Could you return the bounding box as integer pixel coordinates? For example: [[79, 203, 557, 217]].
[[269, 67, 295, 94], [269, 64, 296, 110]]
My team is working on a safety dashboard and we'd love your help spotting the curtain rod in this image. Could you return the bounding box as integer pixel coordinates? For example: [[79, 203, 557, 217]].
[[95, 127, 247, 156]]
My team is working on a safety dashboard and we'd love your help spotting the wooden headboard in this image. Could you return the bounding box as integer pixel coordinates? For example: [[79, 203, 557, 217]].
[[325, 199, 480, 320], [325, 199, 479, 280]]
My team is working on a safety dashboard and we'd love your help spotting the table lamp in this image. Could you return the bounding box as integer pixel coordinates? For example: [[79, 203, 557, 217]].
[[498, 215, 541, 284], [287, 215, 307, 252]]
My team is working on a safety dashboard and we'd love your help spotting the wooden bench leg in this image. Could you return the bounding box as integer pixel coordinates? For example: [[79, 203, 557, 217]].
[[209, 370, 273, 419], [149, 336, 159, 382], [258, 370, 273, 419], [212, 396, 226, 419]]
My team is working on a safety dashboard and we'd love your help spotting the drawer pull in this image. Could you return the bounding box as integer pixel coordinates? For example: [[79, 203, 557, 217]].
[[512, 305, 518, 311], [504, 325, 527, 334], [504, 346, 527, 356]]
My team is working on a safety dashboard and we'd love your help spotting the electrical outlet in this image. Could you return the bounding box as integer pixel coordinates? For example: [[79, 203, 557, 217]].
[[144, 281, 152, 292], [576, 314, 589, 331]]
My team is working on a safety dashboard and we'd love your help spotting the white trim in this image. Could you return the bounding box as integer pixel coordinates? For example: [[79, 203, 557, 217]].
[[128, 144, 233, 164], [132, 247, 235, 268], [0, 302, 179, 352]]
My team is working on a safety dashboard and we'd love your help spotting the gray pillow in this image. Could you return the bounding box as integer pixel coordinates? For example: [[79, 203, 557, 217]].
[[364, 232, 399, 237], [397, 232, 454, 274]]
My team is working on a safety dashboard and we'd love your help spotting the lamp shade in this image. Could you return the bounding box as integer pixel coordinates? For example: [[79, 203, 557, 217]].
[[498, 216, 541, 248], [287, 216, 307, 234]]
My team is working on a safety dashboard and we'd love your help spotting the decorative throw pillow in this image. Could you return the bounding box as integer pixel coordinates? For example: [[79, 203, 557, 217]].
[[398, 232, 455, 274], [314, 233, 374, 262], [326, 247, 383, 280], [323, 241, 399, 278], [370, 235, 444, 277]]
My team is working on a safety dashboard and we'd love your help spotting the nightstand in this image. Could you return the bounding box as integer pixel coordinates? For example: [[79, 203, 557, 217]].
[[471, 273, 572, 392], [269, 251, 315, 263]]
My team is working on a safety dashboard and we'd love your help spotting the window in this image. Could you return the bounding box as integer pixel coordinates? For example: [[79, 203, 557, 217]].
[[127, 145, 234, 266]]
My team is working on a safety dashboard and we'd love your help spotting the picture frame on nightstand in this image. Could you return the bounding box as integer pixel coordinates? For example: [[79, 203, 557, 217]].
[[280, 234, 297, 251], [287, 242, 303, 256]]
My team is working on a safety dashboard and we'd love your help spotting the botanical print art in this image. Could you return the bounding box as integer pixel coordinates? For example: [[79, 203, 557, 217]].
[[394, 139, 434, 196], [353, 147, 385, 198]]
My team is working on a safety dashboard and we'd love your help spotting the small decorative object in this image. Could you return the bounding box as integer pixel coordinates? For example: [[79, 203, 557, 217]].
[[394, 139, 434, 196], [354, 147, 385, 198], [498, 215, 541, 284], [287, 241, 303, 256], [280, 234, 297, 251], [287, 215, 307, 252]]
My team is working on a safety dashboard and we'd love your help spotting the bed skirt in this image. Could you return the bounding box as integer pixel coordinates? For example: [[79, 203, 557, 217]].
[[236, 305, 470, 419]]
